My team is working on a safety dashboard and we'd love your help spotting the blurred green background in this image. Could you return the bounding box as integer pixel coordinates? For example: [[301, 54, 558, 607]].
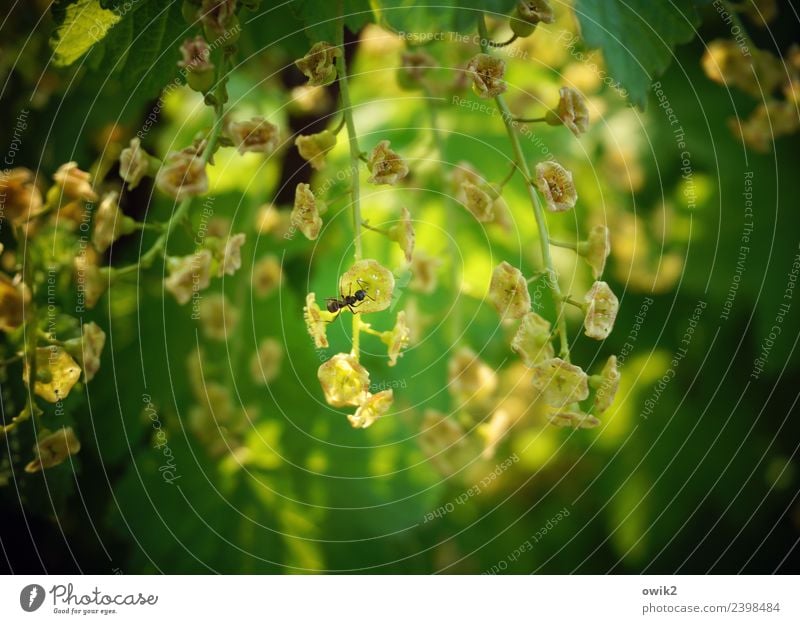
[[1, 0, 798, 573]]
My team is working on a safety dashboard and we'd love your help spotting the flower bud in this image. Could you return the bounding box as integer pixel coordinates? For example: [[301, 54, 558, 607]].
[[511, 0, 555, 38], [397, 50, 436, 90], [488, 261, 531, 320], [530, 357, 589, 407], [164, 250, 213, 305], [583, 281, 619, 340], [367, 140, 409, 186], [92, 192, 137, 253], [0, 168, 44, 225], [545, 87, 589, 136], [534, 160, 577, 212], [295, 129, 336, 170], [318, 353, 370, 407], [295, 42, 341, 87], [349, 390, 393, 429], [291, 183, 324, 240], [466, 53, 506, 98], [511, 311, 554, 366], [53, 161, 98, 202], [156, 151, 208, 200], [119, 138, 160, 190]]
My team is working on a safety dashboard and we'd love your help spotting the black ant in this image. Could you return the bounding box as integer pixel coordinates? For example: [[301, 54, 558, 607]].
[[326, 279, 374, 318]]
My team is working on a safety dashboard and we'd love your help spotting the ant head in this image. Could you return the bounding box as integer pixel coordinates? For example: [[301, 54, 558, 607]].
[[354, 289, 367, 301]]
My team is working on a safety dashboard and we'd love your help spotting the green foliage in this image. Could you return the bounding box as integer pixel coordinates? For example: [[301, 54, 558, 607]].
[[574, 0, 701, 108]]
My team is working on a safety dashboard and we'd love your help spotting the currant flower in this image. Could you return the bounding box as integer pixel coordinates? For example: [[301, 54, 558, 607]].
[[228, 117, 280, 155], [164, 250, 213, 305], [199, 0, 239, 40], [0, 273, 29, 331], [349, 390, 393, 429], [92, 191, 136, 253], [23, 346, 82, 403], [178, 36, 215, 92], [512, 0, 555, 39], [156, 151, 208, 200], [584, 281, 619, 340], [250, 338, 283, 385], [534, 160, 577, 212], [253, 255, 283, 297], [295, 42, 341, 87], [304, 292, 334, 348], [511, 311, 554, 366], [53, 162, 97, 202], [546, 87, 590, 137], [199, 293, 239, 340], [380, 310, 411, 366], [397, 50, 436, 90], [488, 261, 531, 320], [119, 138, 160, 190], [0, 168, 44, 225], [448, 346, 498, 407], [546, 405, 600, 429], [218, 232, 246, 276], [339, 259, 395, 313], [578, 225, 611, 279], [367, 140, 409, 186], [530, 357, 589, 407], [73, 250, 109, 309], [409, 250, 443, 294], [295, 129, 336, 170], [24, 427, 81, 473], [592, 355, 620, 413], [291, 182, 325, 240], [64, 321, 106, 382], [318, 353, 370, 407], [460, 181, 494, 222], [479, 408, 513, 459], [388, 206, 415, 262], [466, 53, 506, 98]]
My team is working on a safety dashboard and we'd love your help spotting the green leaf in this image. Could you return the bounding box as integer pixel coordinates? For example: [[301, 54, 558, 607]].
[[50, 0, 122, 66], [574, 0, 700, 108], [370, 0, 517, 36]]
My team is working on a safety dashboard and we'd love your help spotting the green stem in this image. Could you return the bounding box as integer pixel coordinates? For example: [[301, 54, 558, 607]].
[[361, 221, 390, 236], [550, 239, 577, 251], [513, 116, 547, 123], [498, 160, 519, 188], [336, 5, 363, 358], [489, 34, 518, 48], [17, 225, 39, 417], [478, 14, 570, 361]]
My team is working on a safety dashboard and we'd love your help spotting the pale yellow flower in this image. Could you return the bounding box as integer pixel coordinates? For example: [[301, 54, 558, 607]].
[[349, 390, 393, 429], [304, 292, 333, 348], [448, 346, 498, 407], [534, 160, 577, 212], [388, 206, 415, 262], [250, 338, 283, 385], [219, 232, 246, 276], [546, 406, 600, 429], [409, 250, 443, 294], [24, 346, 82, 403], [530, 357, 589, 407], [253, 255, 283, 297], [593, 355, 620, 413], [119, 137, 156, 189], [64, 321, 106, 382], [291, 182, 324, 240], [73, 250, 108, 310], [339, 259, 395, 313], [295, 42, 341, 86], [367, 140, 408, 186], [460, 181, 494, 222], [24, 427, 81, 473], [0, 273, 29, 331], [53, 161, 97, 202], [318, 353, 370, 407], [488, 261, 531, 320], [199, 293, 238, 340], [466, 53, 506, 98], [92, 191, 135, 253], [380, 310, 411, 366], [579, 225, 611, 279], [164, 250, 213, 305], [584, 281, 619, 340], [295, 130, 336, 170], [546, 87, 590, 136], [511, 311, 554, 366], [156, 151, 208, 201], [228, 117, 280, 155], [0, 168, 44, 225], [479, 408, 513, 459]]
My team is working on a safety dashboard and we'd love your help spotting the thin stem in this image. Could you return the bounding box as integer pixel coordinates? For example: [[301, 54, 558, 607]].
[[489, 34, 518, 48], [550, 239, 577, 251], [361, 221, 390, 236], [512, 116, 546, 123], [563, 295, 584, 310], [332, 113, 347, 135], [498, 160, 519, 188], [478, 14, 570, 361], [336, 4, 363, 358]]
